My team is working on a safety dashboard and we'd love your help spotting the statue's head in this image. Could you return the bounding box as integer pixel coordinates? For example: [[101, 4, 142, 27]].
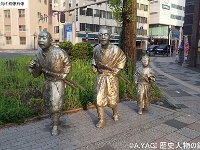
[[141, 55, 150, 67], [98, 27, 111, 46], [38, 30, 52, 50]]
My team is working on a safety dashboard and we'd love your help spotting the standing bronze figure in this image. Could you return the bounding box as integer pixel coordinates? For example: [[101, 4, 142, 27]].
[[92, 27, 126, 128], [134, 55, 156, 115], [29, 30, 72, 136]]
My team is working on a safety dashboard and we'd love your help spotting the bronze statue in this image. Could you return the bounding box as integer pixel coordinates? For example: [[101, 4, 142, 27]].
[[29, 30, 72, 136], [134, 55, 156, 115], [92, 27, 126, 128]]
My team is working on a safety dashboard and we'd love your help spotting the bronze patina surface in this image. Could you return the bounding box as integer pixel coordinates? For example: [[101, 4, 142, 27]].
[[134, 55, 156, 115], [92, 27, 126, 128], [29, 30, 72, 136]]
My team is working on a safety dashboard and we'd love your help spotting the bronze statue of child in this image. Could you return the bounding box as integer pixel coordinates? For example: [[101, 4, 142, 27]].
[[134, 55, 156, 115]]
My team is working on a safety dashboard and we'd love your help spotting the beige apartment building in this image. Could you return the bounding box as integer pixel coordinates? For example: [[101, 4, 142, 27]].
[[0, 0, 150, 51], [0, 0, 48, 50]]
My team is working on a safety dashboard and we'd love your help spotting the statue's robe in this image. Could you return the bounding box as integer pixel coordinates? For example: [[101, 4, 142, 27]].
[[134, 66, 155, 109], [92, 44, 126, 107], [30, 46, 71, 113]]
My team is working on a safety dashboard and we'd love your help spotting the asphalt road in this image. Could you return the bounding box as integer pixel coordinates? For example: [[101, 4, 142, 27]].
[[0, 51, 35, 58]]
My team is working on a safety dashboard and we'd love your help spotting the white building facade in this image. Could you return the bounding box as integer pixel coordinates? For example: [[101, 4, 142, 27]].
[[64, 0, 150, 51], [149, 0, 185, 46]]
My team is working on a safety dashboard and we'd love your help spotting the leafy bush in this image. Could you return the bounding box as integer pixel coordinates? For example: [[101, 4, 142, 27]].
[[59, 41, 73, 55], [0, 96, 34, 125], [71, 42, 94, 60]]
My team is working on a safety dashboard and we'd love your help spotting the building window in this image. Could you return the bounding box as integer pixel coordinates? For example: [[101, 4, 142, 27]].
[[107, 11, 112, 19], [140, 4, 144, 10], [20, 37, 26, 45], [54, 26, 59, 33], [137, 29, 147, 36], [170, 14, 182, 20], [144, 5, 148, 11], [150, 0, 158, 4], [80, 7, 87, 15], [63, 2, 65, 7], [137, 3, 139, 9], [18, 9, 25, 17], [101, 11, 106, 18], [6, 37, 12, 44], [44, 0, 47, 5], [5, 25, 11, 31], [150, 12, 158, 15], [4, 10, 10, 18], [19, 25, 26, 31], [38, 0, 41, 2], [80, 23, 86, 31], [137, 16, 147, 23], [86, 8, 93, 16], [38, 12, 42, 18], [39, 26, 42, 32]]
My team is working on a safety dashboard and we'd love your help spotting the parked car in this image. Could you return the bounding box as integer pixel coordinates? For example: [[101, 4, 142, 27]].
[[154, 44, 173, 56], [146, 45, 158, 56]]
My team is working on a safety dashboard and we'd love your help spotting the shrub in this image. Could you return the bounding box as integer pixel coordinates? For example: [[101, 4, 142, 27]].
[[71, 42, 94, 60], [59, 41, 73, 55], [27, 98, 46, 115], [0, 96, 34, 125]]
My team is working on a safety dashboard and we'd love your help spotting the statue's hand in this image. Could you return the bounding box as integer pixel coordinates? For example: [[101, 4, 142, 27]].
[[112, 68, 120, 76], [149, 76, 156, 81], [135, 80, 138, 85], [60, 73, 67, 79], [29, 60, 36, 69], [92, 66, 97, 73]]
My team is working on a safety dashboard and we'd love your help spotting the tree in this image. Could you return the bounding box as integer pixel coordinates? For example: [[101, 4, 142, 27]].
[[109, 0, 137, 72]]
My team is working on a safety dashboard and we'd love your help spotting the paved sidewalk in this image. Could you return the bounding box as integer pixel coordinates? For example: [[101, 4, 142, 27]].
[[0, 54, 200, 150]]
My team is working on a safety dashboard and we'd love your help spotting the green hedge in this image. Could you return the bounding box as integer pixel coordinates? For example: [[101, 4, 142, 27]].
[[0, 55, 162, 125]]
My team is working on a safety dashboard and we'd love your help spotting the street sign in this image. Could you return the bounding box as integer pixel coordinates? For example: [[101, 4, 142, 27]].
[[64, 24, 73, 42]]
